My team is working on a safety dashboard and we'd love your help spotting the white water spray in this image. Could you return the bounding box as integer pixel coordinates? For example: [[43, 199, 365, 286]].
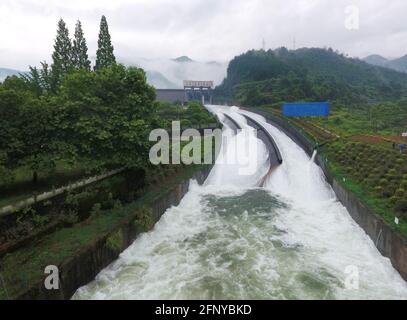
[[73, 105, 407, 300], [311, 149, 317, 163]]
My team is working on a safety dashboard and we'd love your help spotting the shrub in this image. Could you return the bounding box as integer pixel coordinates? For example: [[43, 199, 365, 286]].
[[373, 186, 383, 196], [389, 196, 398, 206], [345, 166, 353, 173], [134, 207, 155, 232], [101, 192, 115, 210], [364, 178, 373, 187], [372, 168, 380, 174], [31, 214, 50, 228], [90, 203, 102, 218], [395, 188, 405, 197], [383, 188, 395, 198], [394, 199, 407, 214], [396, 158, 404, 165], [106, 229, 123, 253], [63, 209, 79, 225]]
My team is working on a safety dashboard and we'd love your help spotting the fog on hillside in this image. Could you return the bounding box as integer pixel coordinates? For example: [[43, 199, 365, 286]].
[[121, 57, 228, 89]]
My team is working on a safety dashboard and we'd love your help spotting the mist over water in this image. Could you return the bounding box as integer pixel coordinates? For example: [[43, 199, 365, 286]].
[[73, 106, 407, 300]]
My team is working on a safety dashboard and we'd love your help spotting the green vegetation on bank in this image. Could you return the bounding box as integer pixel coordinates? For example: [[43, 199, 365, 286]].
[[216, 48, 407, 105], [323, 143, 407, 237], [0, 163, 209, 299], [0, 162, 85, 208], [0, 16, 156, 189], [157, 101, 218, 128], [0, 63, 158, 200], [253, 106, 407, 239], [0, 15, 219, 299], [217, 47, 407, 236], [0, 15, 217, 204], [256, 102, 407, 139]]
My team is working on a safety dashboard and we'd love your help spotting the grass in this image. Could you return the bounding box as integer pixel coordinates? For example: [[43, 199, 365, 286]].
[[0, 163, 208, 299]]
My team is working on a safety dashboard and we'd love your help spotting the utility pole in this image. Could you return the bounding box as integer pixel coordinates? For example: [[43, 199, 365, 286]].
[[262, 38, 266, 51]]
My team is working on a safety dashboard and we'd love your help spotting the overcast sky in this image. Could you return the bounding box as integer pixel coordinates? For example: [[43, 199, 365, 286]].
[[1, 0, 406, 70]]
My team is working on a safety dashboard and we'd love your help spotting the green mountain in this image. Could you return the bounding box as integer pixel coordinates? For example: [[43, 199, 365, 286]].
[[146, 70, 179, 89], [363, 54, 407, 73], [173, 56, 193, 63], [363, 54, 389, 67], [216, 48, 407, 106], [387, 55, 407, 73]]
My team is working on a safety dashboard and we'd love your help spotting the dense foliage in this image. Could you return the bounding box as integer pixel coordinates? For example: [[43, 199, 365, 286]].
[[0, 16, 162, 186], [72, 21, 91, 71], [0, 15, 218, 190], [311, 101, 407, 135], [216, 48, 407, 106], [325, 141, 407, 219], [0, 64, 157, 185], [22, 16, 111, 95], [95, 15, 116, 71], [156, 101, 218, 128], [51, 19, 73, 89]]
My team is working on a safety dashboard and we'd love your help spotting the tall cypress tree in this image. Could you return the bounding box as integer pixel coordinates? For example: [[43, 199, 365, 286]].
[[72, 20, 91, 70], [51, 19, 73, 88], [95, 15, 116, 70]]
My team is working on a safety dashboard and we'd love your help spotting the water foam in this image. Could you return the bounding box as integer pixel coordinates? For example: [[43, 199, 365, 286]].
[[73, 105, 407, 300]]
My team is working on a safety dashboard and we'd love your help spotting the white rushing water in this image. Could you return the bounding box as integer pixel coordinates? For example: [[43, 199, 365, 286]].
[[73, 105, 407, 300]]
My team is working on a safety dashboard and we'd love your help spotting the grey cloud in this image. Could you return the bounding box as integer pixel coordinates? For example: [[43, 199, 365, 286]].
[[0, 0, 406, 70]]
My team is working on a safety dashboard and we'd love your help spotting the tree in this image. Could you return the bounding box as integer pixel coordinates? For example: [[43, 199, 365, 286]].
[[2, 75, 34, 95], [21, 67, 43, 96], [51, 19, 73, 89], [55, 64, 156, 172], [0, 88, 56, 184], [72, 20, 91, 70], [0, 88, 25, 170], [20, 98, 57, 183], [95, 16, 116, 71], [38, 61, 53, 93], [20, 62, 53, 96]]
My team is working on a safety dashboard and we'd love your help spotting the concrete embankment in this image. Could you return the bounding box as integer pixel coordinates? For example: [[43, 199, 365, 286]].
[[5, 165, 213, 300], [241, 113, 283, 166], [250, 108, 407, 282], [221, 113, 242, 133]]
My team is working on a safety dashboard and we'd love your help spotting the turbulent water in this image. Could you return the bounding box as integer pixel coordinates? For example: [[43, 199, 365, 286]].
[[73, 106, 407, 300]]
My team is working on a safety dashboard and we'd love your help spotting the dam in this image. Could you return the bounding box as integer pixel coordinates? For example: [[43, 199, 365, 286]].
[[73, 106, 407, 300]]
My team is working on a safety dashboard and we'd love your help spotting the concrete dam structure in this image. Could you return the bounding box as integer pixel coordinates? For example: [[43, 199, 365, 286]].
[[156, 80, 214, 105]]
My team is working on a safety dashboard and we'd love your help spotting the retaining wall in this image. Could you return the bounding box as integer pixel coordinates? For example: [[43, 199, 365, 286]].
[[16, 165, 213, 299], [253, 109, 407, 282]]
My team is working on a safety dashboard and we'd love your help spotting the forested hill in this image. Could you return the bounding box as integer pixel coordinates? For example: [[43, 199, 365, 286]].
[[215, 48, 407, 106]]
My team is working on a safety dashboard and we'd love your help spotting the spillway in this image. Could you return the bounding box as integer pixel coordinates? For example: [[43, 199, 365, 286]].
[[73, 105, 407, 300]]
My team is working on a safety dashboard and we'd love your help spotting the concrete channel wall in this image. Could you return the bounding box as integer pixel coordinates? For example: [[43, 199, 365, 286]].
[[252, 109, 407, 282], [17, 165, 213, 299]]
